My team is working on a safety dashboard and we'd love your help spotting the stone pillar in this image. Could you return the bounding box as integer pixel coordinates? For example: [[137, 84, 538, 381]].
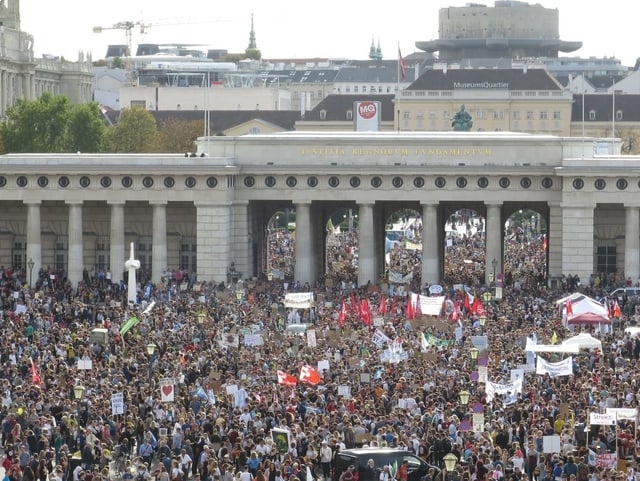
[[358, 202, 375, 287], [109, 201, 126, 284], [151, 201, 168, 285], [195, 202, 231, 283], [625, 205, 640, 283], [561, 204, 595, 282], [485, 203, 502, 283], [294, 202, 314, 285], [25, 202, 42, 280], [421, 202, 439, 285], [230, 201, 251, 279], [547, 203, 563, 286], [67, 201, 84, 287]]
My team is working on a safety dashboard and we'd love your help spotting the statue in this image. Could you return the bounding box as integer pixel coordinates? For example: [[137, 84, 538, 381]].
[[451, 104, 473, 131], [124, 242, 140, 305]]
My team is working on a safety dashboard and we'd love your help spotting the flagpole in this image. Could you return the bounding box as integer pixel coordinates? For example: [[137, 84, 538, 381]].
[[397, 42, 401, 133]]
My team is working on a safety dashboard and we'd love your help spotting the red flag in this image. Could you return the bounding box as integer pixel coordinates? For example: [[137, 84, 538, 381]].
[[338, 301, 348, 327], [614, 300, 621, 318], [406, 296, 415, 320], [254, 392, 262, 403], [398, 46, 406, 81], [31, 359, 42, 387], [470, 298, 482, 315], [476, 303, 487, 317], [463, 293, 471, 312], [277, 370, 297, 387], [415, 295, 422, 316], [390, 296, 397, 318], [361, 298, 371, 326], [350, 292, 358, 314], [566, 298, 573, 316], [379, 296, 387, 315], [299, 365, 322, 385]]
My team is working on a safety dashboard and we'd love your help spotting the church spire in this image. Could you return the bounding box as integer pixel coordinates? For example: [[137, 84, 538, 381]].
[[245, 13, 261, 60], [248, 13, 257, 49], [369, 36, 377, 60], [376, 37, 382, 60]]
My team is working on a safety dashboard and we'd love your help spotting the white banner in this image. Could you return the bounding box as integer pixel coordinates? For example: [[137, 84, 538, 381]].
[[411, 294, 445, 316], [472, 413, 485, 432], [485, 378, 523, 403], [536, 356, 573, 377], [372, 329, 391, 347], [306, 330, 317, 347], [160, 378, 175, 402], [243, 334, 263, 347], [589, 412, 616, 425], [284, 292, 314, 309], [606, 408, 638, 421], [111, 393, 124, 415]]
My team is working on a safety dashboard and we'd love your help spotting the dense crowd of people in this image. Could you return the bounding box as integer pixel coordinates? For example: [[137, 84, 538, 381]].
[[0, 218, 639, 481]]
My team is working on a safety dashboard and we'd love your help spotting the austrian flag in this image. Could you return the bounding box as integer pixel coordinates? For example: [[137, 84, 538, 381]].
[[277, 370, 297, 386], [299, 365, 322, 385]]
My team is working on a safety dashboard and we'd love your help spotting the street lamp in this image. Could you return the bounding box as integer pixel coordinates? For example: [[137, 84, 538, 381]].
[[491, 258, 497, 286], [197, 312, 206, 343], [267, 272, 273, 281], [146, 343, 157, 356], [442, 453, 458, 481], [73, 384, 85, 426], [479, 315, 487, 327], [459, 390, 470, 406], [482, 291, 493, 305], [470, 347, 479, 368], [27, 258, 34, 287]]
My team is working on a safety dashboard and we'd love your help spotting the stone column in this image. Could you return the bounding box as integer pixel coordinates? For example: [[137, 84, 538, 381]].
[[294, 202, 314, 285], [421, 202, 439, 285], [547, 203, 563, 287], [357, 202, 375, 287], [25, 202, 42, 280], [230, 201, 250, 279], [109, 201, 126, 285], [485, 202, 502, 283], [625, 205, 640, 283], [67, 201, 84, 287], [151, 201, 168, 285], [561, 203, 595, 282], [195, 202, 231, 283]]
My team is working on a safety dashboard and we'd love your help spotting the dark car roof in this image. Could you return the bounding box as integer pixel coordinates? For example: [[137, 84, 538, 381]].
[[339, 448, 410, 455]]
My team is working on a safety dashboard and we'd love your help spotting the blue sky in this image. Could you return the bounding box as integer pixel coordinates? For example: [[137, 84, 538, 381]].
[[20, 0, 640, 67]]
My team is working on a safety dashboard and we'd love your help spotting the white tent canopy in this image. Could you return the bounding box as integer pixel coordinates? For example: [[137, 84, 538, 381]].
[[556, 293, 610, 326], [561, 332, 603, 350]]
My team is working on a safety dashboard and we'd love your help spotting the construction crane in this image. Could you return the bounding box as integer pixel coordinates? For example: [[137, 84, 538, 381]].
[[93, 21, 150, 57]]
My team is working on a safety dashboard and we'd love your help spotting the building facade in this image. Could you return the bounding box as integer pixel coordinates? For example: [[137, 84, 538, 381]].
[[1, 132, 639, 291], [0, 0, 94, 118]]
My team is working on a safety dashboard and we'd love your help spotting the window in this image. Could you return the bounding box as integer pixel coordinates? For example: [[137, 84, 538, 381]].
[[180, 236, 197, 274], [54, 236, 68, 272], [320, 110, 327, 120], [493, 111, 504, 120], [130, 100, 146, 108], [443, 111, 450, 119], [403, 111, 411, 119], [362, 86, 367, 93], [540, 111, 548, 120], [345, 87, 351, 93], [589, 110, 596, 120], [354, 86, 358, 93], [318, 90, 322, 97], [512, 111, 521, 120], [386, 86, 392, 93], [248, 127, 261, 134], [346, 110, 353, 120], [476, 110, 487, 120], [553, 111, 561, 120], [429, 112, 437, 119], [597, 245, 617, 274], [526, 111, 534, 120], [416, 112, 425, 120], [616, 110, 623, 120]]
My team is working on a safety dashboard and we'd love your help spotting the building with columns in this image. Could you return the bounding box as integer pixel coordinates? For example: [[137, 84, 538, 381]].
[[0, 131, 639, 288]]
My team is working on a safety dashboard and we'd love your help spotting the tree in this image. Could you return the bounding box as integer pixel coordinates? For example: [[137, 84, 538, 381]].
[[105, 108, 158, 153], [154, 117, 204, 153], [0, 92, 106, 153], [65, 103, 107, 152]]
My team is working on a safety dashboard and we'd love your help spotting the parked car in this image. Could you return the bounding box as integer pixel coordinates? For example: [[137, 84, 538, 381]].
[[333, 448, 439, 481]]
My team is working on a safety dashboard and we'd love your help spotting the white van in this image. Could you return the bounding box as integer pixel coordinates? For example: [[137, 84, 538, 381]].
[[610, 287, 640, 300]]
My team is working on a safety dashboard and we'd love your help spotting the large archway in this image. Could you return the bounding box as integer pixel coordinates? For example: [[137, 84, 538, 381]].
[[384, 208, 422, 285], [325, 207, 359, 286], [265, 208, 296, 281], [503, 208, 548, 288], [443, 208, 486, 286]]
